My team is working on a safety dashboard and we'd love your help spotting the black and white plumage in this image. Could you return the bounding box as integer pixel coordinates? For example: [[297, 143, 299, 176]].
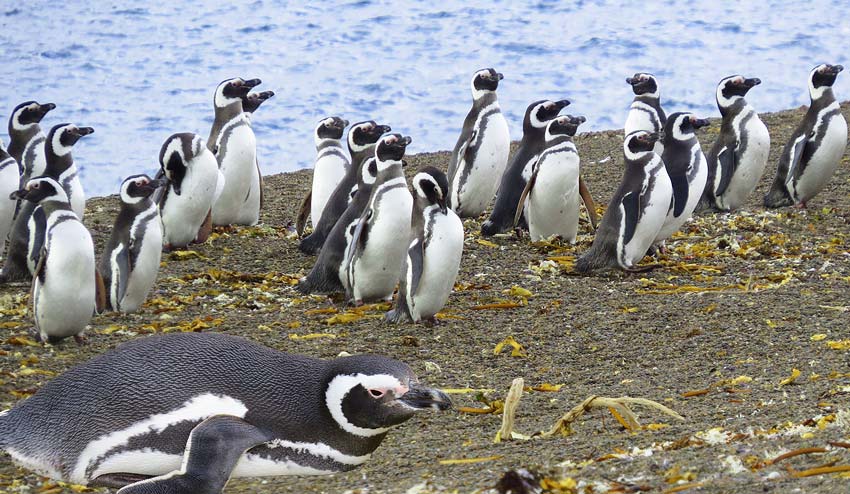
[[576, 131, 672, 273], [298, 121, 391, 254], [241, 90, 275, 114], [11, 177, 95, 343], [209, 77, 263, 226], [310, 116, 350, 228], [624, 73, 666, 155], [96, 175, 165, 314], [447, 68, 510, 218], [0, 332, 451, 490], [652, 112, 709, 248], [7, 100, 55, 188], [0, 142, 17, 259], [386, 166, 463, 324], [481, 99, 570, 236], [765, 64, 847, 208], [699, 75, 770, 212]]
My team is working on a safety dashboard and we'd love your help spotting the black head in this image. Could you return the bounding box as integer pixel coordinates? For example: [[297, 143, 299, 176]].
[[12, 176, 68, 204], [626, 73, 659, 97], [375, 133, 411, 163], [547, 114, 586, 139], [809, 63, 843, 97], [525, 99, 570, 131], [215, 77, 262, 109], [664, 112, 710, 142], [716, 75, 761, 107], [348, 120, 392, 152], [471, 68, 504, 96], [46, 123, 94, 158], [159, 132, 199, 195], [242, 90, 275, 114], [120, 174, 166, 204], [10, 101, 56, 131], [413, 166, 449, 213], [624, 130, 658, 157], [315, 116, 350, 140]]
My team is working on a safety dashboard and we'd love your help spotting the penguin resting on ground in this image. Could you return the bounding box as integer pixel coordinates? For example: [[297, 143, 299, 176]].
[[764, 63, 847, 208], [96, 174, 165, 313], [0, 332, 451, 490], [624, 73, 666, 155], [481, 99, 570, 236], [309, 116, 350, 228], [698, 75, 770, 212], [447, 68, 510, 218], [386, 166, 464, 325], [575, 131, 672, 273]]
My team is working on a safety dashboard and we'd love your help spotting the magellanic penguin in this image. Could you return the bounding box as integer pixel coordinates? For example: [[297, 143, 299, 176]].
[[297, 121, 391, 253], [96, 174, 166, 314], [699, 75, 770, 212], [513, 115, 595, 243], [0, 142, 17, 259], [0, 124, 93, 283], [0, 332, 451, 489], [624, 73, 666, 155], [7, 100, 55, 188], [310, 116, 351, 228], [447, 68, 510, 218], [386, 166, 463, 325], [765, 64, 847, 208], [12, 176, 95, 344], [342, 134, 414, 304], [652, 112, 710, 250], [208, 77, 263, 226], [158, 133, 223, 250], [481, 99, 570, 236], [241, 90, 275, 114], [575, 131, 673, 273]]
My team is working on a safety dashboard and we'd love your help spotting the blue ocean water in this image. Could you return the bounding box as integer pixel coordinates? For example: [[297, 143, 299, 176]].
[[2, 1, 848, 196]]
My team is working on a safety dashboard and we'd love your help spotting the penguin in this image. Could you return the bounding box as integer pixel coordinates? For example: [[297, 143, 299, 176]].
[[0, 141, 17, 259], [297, 120, 391, 253], [310, 116, 351, 228], [241, 90, 275, 114], [0, 332, 451, 489], [386, 166, 463, 325], [7, 100, 55, 188], [0, 124, 93, 283], [158, 133, 223, 250], [208, 77, 263, 226], [481, 99, 570, 236], [765, 64, 847, 208], [513, 115, 594, 243], [699, 75, 770, 212], [652, 112, 710, 249], [11, 176, 95, 344], [575, 131, 673, 273], [624, 73, 666, 155], [96, 174, 166, 314], [447, 68, 510, 218]]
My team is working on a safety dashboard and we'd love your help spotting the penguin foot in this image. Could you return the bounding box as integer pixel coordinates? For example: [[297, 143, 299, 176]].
[[384, 309, 410, 324], [513, 227, 524, 240], [624, 263, 660, 273], [480, 220, 500, 237], [28, 327, 44, 343], [794, 201, 808, 209], [422, 316, 441, 327], [73, 334, 89, 346]]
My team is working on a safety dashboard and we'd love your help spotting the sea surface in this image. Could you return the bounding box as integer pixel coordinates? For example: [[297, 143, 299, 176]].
[[2, 1, 849, 196]]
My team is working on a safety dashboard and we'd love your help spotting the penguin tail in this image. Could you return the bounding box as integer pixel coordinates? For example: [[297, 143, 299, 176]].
[[480, 220, 501, 237], [763, 182, 793, 209], [298, 234, 323, 255], [0, 408, 11, 447], [385, 308, 412, 324], [295, 277, 314, 295], [575, 244, 615, 274]]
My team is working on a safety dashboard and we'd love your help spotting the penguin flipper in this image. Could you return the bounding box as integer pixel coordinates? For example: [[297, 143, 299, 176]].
[[296, 190, 312, 237], [256, 158, 264, 209], [27, 206, 47, 276], [95, 270, 107, 314], [713, 146, 736, 197], [407, 237, 425, 298], [387, 238, 421, 324], [621, 191, 640, 246], [343, 209, 372, 301], [784, 134, 810, 186], [578, 174, 599, 229], [112, 244, 131, 311], [513, 162, 539, 228], [115, 415, 271, 494], [670, 174, 690, 217]]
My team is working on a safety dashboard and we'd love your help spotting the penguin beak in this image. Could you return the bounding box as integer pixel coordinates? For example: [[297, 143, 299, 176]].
[[554, 99, 571, 110], [340, 118, 350, 128], [572, 115, 587, 125], [378, 124, 392, 134], [626, 77, 636, 85], [496, 72, 504, 81], [829, 65, 844, 75], [74, 127, 95, 137], [438, 196, 448, 214], [691, 118, 711, 129], [39, 103, 57, 116], [398, 384, 452, 411], [146, 178, 168, 190], [743, 77, 761, 88], [243, 78, 262, 88], [12, 188, 32, 201], [400, 135, 412, 146]]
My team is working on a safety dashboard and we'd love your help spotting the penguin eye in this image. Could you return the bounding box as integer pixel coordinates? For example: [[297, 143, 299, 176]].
[[368, 389, 386, 399], [32, 183, 40, 189]]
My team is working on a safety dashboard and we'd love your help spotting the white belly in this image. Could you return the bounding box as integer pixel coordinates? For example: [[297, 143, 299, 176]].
[[527, 153, 581, 243], [0, 162, 17, 258], [620, 169, 673, 267], [161, 152, 220, 247], [120, 220, 163, 313], [411, 211, 464, 320], [793, 113, 848, 204], [34, 221, 95, 339], [311, 154, 348, 227], [212, 126, 260, 226], [453, 113, 510, 217], [655, 148, 707, 243], [719, 115, 770, 211]]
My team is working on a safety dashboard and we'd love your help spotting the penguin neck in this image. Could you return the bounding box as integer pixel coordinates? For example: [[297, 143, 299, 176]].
[[38, 198, 73, 217], [809, 86, 835, 108], [717, 97, 747, 118], [208, 103, 245, 152], [472, 91, 498, 108], [634, 94, 661, 109], [316, 137, 344, 152], [7, 125, 41, 163], [350, 144, 377, 172], [43, 150, 74, 178], [374, 161, 404, 183], [119, 196, 155, 220]]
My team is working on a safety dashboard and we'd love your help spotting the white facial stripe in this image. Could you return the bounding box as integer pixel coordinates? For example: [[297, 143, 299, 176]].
[[51, 126, 75, 157], [623, 132, 653, 161], [672, 115, 694, 141], [27, 177, 69, 203], [808, 66, 832, 100], [162, 138, 186, 172], [529, 104, 551, 128], [376, 158, 403, 172], [214, 78, 243, 108], [413, 173, 439, 199], [325, 373, 403, 437], [471, 70, 493, 100], [716, 77, 743, 108], [11, 105, 39, 131], [71, 393, 248, 483], [376, 176, 407, 191], [360, 158, 377, 185]]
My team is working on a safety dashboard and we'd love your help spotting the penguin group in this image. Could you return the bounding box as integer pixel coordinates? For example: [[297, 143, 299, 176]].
[[0, 61, 847, 493]]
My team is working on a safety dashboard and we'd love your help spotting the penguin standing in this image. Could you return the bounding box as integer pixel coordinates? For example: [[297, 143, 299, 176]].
[[0, 124, 93, 282], [699, 75, 770, 212], [513, 115, 597, 243], [765, 64, 847, 208], [0, 142, 17, 259], [297, 121, 391, 253], [310, 116, 350, 228], [158, 133, 222, 250], [96, 174, 165, 313], [652, 112, 710, 249], [11, 177, 95, 344], [575, 131, 673, 273], [624, 73, 666, 155], [386, 166, 463, 325], [208, 77, 263, 226], [7, 101, 55, 188], [447, 68, 510, 218], [0, 332, 451, 489], [481, 99, 570, 236]]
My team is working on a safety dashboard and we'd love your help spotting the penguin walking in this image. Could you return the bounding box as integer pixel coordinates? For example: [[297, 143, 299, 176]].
[[0, 124, 93, 283], [575, 131, 673, 273], [0, 142, 17, 259], [158, 133, 223, 250], [310, 116, 350, 228], [11, 177, 95, 344], [297, 121, 391, 253], [651, 113, 710, 250], [447, 68, 510, 218], [209, 77, 263, 226], [513, 115, 597, 243], [699, 75, 770, 212], [0, 332, 451, 489], [481, 99, 570, 236], [386, 167, 463, 325], [7, 101, 55, 188], [765, 64, 847, 208], [96, 175, 165, 313], [624, 73, 666, 155]]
